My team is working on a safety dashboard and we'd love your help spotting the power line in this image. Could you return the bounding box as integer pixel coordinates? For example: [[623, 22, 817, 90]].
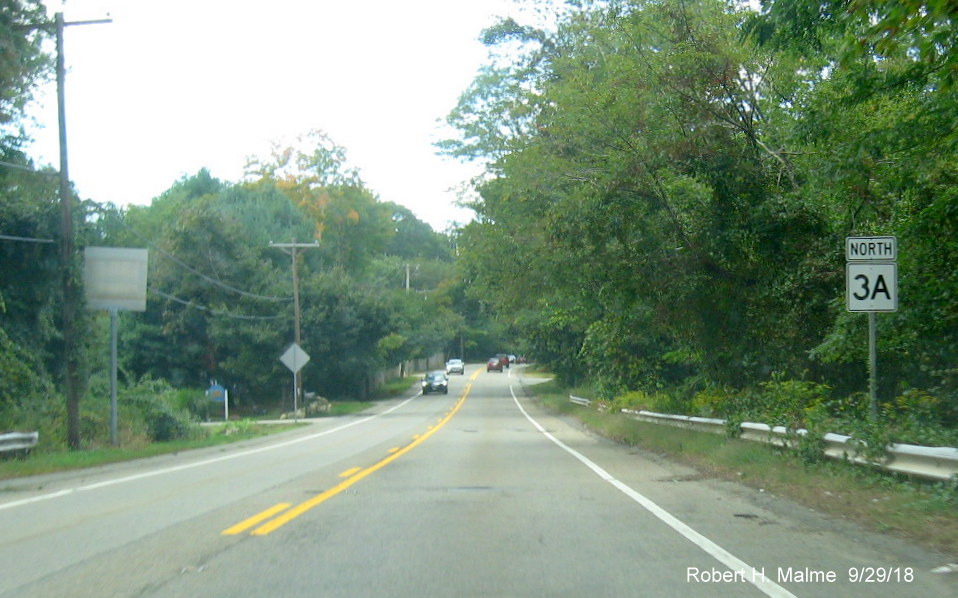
[[0, 234, 55, 243], [129, 231, 292, 302], [149, 288, 286, 321], [0, 160, 57, 175], [1, 161, 290, 304]]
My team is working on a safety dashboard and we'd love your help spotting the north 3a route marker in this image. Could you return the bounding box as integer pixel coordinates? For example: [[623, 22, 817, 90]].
[[846, 262, 898, 312]]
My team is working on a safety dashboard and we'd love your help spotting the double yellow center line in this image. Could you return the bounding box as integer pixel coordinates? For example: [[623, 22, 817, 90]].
[[223, 369, 480, 536]]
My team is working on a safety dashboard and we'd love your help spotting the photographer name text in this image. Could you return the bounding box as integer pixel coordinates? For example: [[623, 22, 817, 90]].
[[687, 566, 915, 584]]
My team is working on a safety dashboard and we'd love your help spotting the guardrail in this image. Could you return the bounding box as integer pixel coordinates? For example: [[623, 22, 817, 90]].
[[569, 395, 592, 407], [0, 431, 39, 457], [568, 396, 958, 481]]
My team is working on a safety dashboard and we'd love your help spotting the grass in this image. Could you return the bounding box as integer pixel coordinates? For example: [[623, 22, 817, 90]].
[[370, 376, 419, 399], [0, 380, 419, 480], [517, 364, 553, 379], [327, 400, 377, 416], [528, 380, 958, 558], [0, 422, 297, 480]]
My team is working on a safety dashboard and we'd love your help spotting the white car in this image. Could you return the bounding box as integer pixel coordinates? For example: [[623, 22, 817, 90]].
[[445, 358, 465, 375]]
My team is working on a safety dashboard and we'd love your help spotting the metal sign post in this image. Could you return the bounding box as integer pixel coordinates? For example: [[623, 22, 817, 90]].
[[109, 308, 118, 444], [84, 247, 149, 445], [207, 383, 228, 421], [280, 343, 311, 420], [845, 236, 897, 420]]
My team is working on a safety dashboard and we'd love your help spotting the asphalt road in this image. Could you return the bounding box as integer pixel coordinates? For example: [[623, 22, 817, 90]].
[[1, 364, 955, 597]]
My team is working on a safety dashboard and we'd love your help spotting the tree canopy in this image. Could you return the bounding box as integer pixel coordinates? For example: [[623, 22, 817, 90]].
[[442, 0, 958, 440]]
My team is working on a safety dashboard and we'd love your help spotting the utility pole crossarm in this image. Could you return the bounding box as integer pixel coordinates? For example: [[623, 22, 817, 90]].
[[268, 241, 321, 250], [63, 18, 114, 28]]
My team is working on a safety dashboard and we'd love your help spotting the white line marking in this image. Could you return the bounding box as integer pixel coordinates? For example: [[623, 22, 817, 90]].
[[0, 392, 422, 511], [509, 385, 796, 598]]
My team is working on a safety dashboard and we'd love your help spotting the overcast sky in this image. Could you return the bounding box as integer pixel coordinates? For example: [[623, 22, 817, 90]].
[[25, 0, 533, 231]]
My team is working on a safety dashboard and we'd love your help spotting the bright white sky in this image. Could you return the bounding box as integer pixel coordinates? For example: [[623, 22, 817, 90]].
[[25, 0, 533, 232]]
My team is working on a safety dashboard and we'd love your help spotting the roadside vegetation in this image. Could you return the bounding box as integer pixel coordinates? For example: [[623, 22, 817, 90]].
[[2, 0, 956, 505], [2, 0, 496, 451], [0, 378, 418, 480], [528, 379, 958, 557], [0, 420, 295, 480], [441, 0, 958, 457]]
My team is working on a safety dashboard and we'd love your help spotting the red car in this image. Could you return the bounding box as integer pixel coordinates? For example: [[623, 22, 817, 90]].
[[486, 358, 503, 372]]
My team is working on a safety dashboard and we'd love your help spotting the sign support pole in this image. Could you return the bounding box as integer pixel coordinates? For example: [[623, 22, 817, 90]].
[[110, 308, 118, 446], [84, 247, 149, 447], [279, 344, 311, 422], [845, 236, 897, 422], [868, 312, 878, 420], [292, 373, 298, 422]]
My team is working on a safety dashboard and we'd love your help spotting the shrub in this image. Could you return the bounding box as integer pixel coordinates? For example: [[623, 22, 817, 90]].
[[0, 328, 54, 432], [749, 375, 832, 428], [610, 389, 686, 414], [116, 376, 198, 443], [690, 386, 737, 418], [612, 390, 651, 411]]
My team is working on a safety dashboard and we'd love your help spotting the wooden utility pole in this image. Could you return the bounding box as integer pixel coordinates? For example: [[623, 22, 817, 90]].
[[56, 12, 81, 449], [269, 240, 319, 409], [11, 13, 110, 448], [53, 13, 111, 449]]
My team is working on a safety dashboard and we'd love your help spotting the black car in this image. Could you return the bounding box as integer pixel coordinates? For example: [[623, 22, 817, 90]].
[[421, 371, 449, 394]]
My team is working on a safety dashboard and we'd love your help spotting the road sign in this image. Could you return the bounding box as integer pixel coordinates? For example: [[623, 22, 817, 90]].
[[207, 383, 226, 402], [844, 236, 899, 420], [206, 383, 229, 421], [280, 343, 310, 373], [846, 236, 896, 261], [84, 247, 149, 312], [846, 262, 898, 312]]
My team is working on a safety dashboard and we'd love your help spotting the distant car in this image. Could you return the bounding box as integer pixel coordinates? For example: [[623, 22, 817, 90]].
[[487, 358, 503, 372], [508, 354, 517, 364], [495, 353, 510, 369], [445, 358, 464, 375], [421, 371, 449, 394]]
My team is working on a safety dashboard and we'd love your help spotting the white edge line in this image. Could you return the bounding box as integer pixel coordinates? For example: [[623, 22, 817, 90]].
[[0, 391, 422, 511], [509, 384, 796, 598]]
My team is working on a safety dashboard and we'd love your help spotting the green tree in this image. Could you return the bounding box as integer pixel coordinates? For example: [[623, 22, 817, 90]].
[[111, 147, 465, 409], [0, 0, 50, 133], [120, 174, 295, 397], [442, 0, 958, 432], [0, 1, 58, 432]]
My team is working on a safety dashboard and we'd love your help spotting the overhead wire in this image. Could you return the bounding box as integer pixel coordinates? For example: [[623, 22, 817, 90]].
[[0, 159, 57, 176], [120, 227, 294, 320], [0, 234, 55, 243], [130, 230, 292, 303], [3, 158, 294, 318], [149, 289, 287, 321]]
